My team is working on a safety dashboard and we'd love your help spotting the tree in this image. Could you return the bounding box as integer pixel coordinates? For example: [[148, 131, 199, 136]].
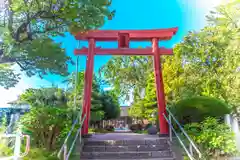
[[99, 56, 153, 100], [67, 72, 120, 123], [19, 87, 72, 151], [184, 117, 237, 158], [0, 0, 115, 88], [101, 90, 120, 120], [128, 73, 157, 122], [101, 0, 240, 120], [206, 0, 240, 115], [20, 87, 68, 107], [101, 53, 185, 121], [177, 1, 240, 113]]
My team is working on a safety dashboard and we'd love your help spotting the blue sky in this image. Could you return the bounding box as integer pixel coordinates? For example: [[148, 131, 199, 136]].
[[0, 0, 224, 107]]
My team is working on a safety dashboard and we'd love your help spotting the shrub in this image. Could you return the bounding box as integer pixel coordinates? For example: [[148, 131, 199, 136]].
[[130, 124, 143, 132], [20, 107, 72, 151], [104, 125, 114, 132], [184, 117, 237, 159], [144, 123, 152, 130], [0, 140, 12, 157], [89, 128, 112, 133], [22, 148, 58, 160], [135, 130, 148, 134], [172, 96, 230, 125]]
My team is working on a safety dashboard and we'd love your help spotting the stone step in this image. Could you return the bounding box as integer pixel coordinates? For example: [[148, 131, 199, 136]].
[[83, 144, 170, 152], [84, 138, 169, 146], [81, 150, 174, 159]]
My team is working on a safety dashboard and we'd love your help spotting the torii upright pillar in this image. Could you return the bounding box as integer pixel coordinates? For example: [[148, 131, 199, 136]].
[[74, 27, 178, 136]]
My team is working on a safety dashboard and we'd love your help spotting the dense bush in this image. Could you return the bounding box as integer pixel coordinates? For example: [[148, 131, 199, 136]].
[[184, 117, 237, 159], [104, 125, 114, 132], [20, 107, 72, 151], [129, 124, 143, 132], [144, 123, 152, 130], [0, 139, 12, 157], [22, 148, 58, 160], [172, 96, 230, 125], [89, 128, 113, 133]]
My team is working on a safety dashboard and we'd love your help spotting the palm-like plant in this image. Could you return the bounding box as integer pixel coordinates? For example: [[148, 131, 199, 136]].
[[20, 87, 68, 108]]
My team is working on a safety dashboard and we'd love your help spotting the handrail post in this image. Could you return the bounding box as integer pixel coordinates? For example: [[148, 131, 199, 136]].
[[169, 114, 172, 142], [13, 130, 21, 160], [189, 143, 193, 156], [165, 107, 202, 159], [63, 145, 67, 160]]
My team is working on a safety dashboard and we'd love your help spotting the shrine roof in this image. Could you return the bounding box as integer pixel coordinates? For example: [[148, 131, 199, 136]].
[[75, 27, 178, 41]]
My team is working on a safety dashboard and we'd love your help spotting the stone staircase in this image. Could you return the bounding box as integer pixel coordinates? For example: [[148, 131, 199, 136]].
[[79, 133, 179, 160]]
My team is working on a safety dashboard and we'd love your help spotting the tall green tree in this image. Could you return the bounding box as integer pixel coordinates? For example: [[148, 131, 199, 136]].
[[0, 0, 114, 88], [67, 72, 120, 123], [101, 0, 240, 119], [101, 53, 185, 119], [100, 56, 153, 101], [176, 0, 240, 114], [19, 87, 72, 151], [20, 87, 68, 107]]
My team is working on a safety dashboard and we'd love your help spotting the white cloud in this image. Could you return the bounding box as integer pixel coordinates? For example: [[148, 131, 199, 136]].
[[178, 0, 226, 30], [198, 0, 223, 7], [0, 79, 30, 107], [0, 65, 52, 107]]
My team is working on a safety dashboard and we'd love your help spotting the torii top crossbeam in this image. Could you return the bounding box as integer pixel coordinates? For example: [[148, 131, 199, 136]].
[[74, 27, 178, 136], [75, 27, 178, 41], [74, 27, 178, 56]]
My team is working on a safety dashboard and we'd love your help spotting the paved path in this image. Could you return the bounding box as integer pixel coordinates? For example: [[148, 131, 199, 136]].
[[86, 133, 161, 141]]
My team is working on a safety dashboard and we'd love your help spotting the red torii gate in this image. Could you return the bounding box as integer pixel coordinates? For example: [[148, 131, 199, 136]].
[[74, 27, 178, 135]]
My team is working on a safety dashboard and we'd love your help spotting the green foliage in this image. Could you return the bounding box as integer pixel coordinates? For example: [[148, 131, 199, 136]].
[[20, 87, 68, 107], [100, 56, 153, 100], [135, 130, 148, 134], [128, 73, 158, 122], [0, 0, 114, 88], [101, 0, 240, 121], [0, 142, 12, 157], [101, 90, 121, 120], [0, 64, 20, 89], [178, 0, 240, 114], [0, 115, 7, 132], [0, 117, 12, 157], [173, 96, 231, 125], [89, 128, 112, 134], [104, 125, 114, 132], [19, 87, 72, 151], [129, 124, 143, 132], [184, 117, 237, 159], [20, 106, 72, 151], [67, 72, 120, 123], [22, 148, 58, 160]]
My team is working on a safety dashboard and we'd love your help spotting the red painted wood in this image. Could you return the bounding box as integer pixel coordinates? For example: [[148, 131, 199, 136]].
[[118, 33, 130, 48], [75, 27, 178, 41], [77, 28, 178, 135], [74, 47, 173, 55], [152, 38, 169, 135], [81, 67, 88, 135], [82, 39, 95, 135]]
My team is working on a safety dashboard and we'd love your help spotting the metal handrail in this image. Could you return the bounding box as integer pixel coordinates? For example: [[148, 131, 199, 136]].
[[0, 132, 30, 160], [57, 111, 86, 160], [163, 107, 202, 160]]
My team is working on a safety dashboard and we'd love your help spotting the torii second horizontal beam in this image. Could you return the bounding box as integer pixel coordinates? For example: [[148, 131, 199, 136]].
[[74, 47, 173, 56]]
